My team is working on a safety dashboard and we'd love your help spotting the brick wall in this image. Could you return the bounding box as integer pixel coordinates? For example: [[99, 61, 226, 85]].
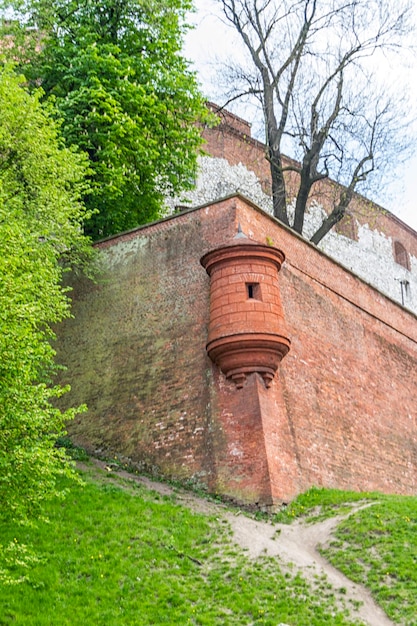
[[194, 109, 417, 315], [56, 196, 417, 505], [202, 105, 417, 258]]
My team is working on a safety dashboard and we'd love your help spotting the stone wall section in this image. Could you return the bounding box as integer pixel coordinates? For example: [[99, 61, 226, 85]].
[[59, 205, 233, 486]]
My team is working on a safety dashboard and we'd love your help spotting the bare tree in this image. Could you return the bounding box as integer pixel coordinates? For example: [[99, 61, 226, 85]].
[[214, 0, 413, 243]]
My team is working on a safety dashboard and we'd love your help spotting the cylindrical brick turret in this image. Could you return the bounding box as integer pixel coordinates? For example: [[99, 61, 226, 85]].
[[200, 233, 290, 388]]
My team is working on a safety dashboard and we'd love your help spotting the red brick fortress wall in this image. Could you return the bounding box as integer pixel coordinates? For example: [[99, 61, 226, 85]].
[[236, 201, 417, 501], [56, 196, 417, 506]]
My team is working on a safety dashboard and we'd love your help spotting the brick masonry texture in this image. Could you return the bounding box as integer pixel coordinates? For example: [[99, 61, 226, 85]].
[[166, 106, 417, 315], [56, 196, 417, 506]]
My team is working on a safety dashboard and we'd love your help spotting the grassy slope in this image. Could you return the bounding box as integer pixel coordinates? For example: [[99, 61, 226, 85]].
[[320, 497, 417, 625], [275, 487, 417, 626], [2, 465, 417, 625], [1, 466, 361, 626]]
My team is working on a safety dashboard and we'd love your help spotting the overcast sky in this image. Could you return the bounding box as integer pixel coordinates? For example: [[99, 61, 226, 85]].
[[184, 0, 417, 231]]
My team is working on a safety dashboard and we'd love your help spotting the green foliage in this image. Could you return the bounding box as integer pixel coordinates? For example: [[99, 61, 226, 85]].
[[0, 0, 211, 240], [0, 469, 362, 624], [55, 437, 90, 461], [0, 66, 90, 571]]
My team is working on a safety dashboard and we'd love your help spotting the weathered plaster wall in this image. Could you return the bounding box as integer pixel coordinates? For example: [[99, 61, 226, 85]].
[[167, 105, 417, 313], [57, 196, 417, 505], [166, 156, 417, 314]]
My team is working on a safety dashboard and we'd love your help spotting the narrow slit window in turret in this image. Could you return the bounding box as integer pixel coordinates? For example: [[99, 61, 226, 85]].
[[247, 283, 261, 300]]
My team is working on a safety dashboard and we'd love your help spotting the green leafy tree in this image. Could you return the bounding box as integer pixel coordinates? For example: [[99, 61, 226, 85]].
[[0, 67, 91, 580], [1, 0, 211, 240]]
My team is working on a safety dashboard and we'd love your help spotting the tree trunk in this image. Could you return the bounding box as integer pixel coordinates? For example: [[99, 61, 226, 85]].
[[269, 152, 289, 226], [293, 169, 312, 234], [310, 205, 345, 245]]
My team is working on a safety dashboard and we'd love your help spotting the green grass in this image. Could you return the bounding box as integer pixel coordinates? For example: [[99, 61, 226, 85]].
[[273, 486, 379, 524], [320, 496, 417, 625], [0, 467, 362, 626], [274, 486, 417, 626], [4, 468, 417, 626]]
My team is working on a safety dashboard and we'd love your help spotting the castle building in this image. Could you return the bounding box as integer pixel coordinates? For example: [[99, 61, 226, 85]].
[[57, 190, 417, 507]]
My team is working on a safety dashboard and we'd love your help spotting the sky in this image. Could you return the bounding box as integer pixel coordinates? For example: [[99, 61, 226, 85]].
[[184, 0, 417, 231]]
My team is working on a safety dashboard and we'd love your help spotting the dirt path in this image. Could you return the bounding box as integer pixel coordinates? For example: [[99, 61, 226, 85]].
[[224, 510, 394, 626], [84, 460, 395, 626]]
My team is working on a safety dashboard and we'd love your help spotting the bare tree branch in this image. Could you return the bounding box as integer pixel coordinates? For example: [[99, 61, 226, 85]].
[[215, 0, 414, 241]]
